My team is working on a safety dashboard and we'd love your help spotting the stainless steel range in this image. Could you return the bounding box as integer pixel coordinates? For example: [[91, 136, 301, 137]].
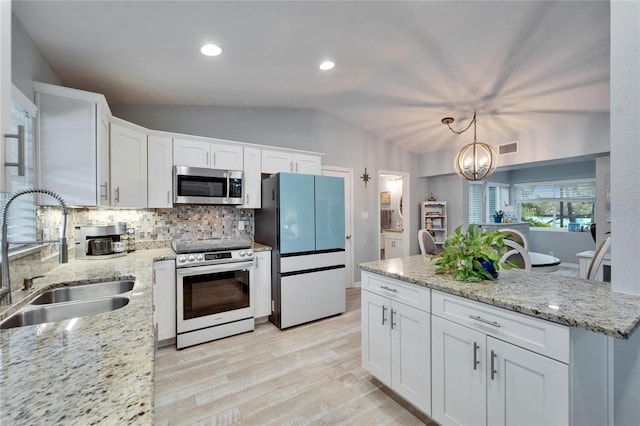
[[172, 238, 255, 349]]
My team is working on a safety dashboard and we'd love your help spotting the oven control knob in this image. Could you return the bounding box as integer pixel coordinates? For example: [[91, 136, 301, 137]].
[[188, 255, 195, 262], [196, 254, 204, 261], [239, 250, 246, 257], [178, 256, 186, 263], [246, 250, 253, 256]]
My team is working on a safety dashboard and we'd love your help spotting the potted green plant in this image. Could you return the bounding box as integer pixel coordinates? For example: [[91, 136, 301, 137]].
[[493, 210, 504, 223], [434, 224, 513, 282]]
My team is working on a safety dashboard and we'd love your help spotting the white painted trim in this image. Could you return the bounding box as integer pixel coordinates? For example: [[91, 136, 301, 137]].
[[11, 84, 37, 116], [323, 165, 355, 288], [378, 169, 411, 259]]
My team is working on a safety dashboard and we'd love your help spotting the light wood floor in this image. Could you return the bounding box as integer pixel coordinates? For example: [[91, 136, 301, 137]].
[[154, 288, 436, 425]]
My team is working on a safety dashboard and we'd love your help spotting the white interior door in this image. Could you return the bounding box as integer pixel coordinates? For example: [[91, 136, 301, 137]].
[[322, 166, 354, 288]]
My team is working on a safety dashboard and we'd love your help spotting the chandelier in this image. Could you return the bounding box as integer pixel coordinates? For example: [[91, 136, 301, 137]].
[[442, 111, 498, 181]]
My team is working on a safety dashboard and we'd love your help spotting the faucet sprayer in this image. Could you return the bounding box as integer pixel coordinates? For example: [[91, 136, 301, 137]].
[[0, 188, 68, 305]]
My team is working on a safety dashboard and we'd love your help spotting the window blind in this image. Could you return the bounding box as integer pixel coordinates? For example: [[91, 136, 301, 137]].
[[468, 183, 483, 224], [515, 180, 596, 202]]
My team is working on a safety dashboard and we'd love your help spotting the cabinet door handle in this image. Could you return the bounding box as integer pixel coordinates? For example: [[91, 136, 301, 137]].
[[246, 193, 250, 204], [473, 342, 480, 370], [490, 350, 497, 380], [100, 182, 109, 200], [290, 161, 294, 172], [469, 315, 501, 328], [212, 152, 216, 167], [295, 162, 298, 172], [390, 308, 396, 329], [382, 305, 387, 325], [380, 285, 397, 293], [4, 125, 25, 176], [115, 187, 120, 203]]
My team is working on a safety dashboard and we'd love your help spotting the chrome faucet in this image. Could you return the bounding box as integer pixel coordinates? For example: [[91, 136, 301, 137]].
[[0, 188, 68, 305]]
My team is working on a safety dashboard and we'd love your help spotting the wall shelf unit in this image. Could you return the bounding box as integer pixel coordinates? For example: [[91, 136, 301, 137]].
[[421, 201, 447, 246]]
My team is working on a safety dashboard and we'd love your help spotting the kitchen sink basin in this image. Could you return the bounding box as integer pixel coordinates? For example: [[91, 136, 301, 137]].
[[0, 296, 130, 329], [30, 280, 135, 305]]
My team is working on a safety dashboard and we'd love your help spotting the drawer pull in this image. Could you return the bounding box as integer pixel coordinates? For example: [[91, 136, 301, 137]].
[[473, 342, 480, 370], [382, 305, 387, 325], [469, 315, 501, 328], [380, 285, 398, 293], [490, 350, 497, 380]]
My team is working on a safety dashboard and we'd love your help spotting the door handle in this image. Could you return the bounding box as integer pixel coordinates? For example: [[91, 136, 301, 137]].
[[346, 235, 352, 240], [473, 342, 480, 370], [100, 182, 109, 200], [380, 285, 397, 293], [490, 350, 497, 380], [469, 315, 501, 328], [382, 305, 387, 325], [115, 187, 120, 203], [4, 125, 25, 176], [390, 308, 396, 330]]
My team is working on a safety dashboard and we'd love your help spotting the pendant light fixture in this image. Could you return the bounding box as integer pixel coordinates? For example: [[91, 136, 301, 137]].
[[442, 111, 498, 181]]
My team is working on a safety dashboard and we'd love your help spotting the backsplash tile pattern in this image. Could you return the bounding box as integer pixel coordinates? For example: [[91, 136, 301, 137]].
[[38, 205, 254, 246], [7, 205, 253, 287]]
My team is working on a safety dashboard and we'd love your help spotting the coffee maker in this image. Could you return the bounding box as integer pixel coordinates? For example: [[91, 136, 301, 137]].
[[74, 223, 127, 259]]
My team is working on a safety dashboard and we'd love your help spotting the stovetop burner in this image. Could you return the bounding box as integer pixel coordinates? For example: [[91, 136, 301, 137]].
[[171, 238, 252, 254]]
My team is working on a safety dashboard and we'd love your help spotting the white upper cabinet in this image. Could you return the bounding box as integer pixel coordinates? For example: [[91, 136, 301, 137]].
[[211, 141, 243, 170], [110, 122, 147, 208], [261, 149, 321, 175], [147, 135, 173, 208], [35, 83, 109, 206], [241, 146, 261, 208], [173, 138, 209, 168], [173, 137, 243, 170]]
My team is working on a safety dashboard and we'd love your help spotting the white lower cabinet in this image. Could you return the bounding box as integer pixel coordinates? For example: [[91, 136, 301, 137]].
[[431, 290, 569, 426], [153, 260, 176, 345], [253, 250, 272, 319], [361, 272, 431, 415]]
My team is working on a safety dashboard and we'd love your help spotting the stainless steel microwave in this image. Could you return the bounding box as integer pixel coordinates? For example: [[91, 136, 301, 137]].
[[173, 166, 243, 205]]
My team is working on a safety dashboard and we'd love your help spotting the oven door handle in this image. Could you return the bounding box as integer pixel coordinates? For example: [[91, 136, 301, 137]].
[[176, 261, 255, 277]]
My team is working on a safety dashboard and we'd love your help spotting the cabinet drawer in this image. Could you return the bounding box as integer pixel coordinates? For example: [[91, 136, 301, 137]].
[[432, 290, 569, 363], [362, 271, 430, 313]]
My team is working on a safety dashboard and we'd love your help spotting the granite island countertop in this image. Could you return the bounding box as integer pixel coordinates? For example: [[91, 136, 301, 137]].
[[0, 248, 175, 425], [360, 255, 640, 340]]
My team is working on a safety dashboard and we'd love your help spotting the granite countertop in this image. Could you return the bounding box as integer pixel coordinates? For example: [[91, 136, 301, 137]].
[[0, 248, 175, 425], [360, 255, 640, 340]]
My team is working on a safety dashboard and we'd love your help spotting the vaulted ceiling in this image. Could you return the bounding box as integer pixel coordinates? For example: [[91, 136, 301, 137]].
[[13, 0, 610, 154]]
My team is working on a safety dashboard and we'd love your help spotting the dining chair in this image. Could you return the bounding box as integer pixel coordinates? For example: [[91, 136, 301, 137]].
[[500, 239, 532, 272], [498, 228, 529, 251], [418, 229, 442, 255], [587, 236, 611, 280]]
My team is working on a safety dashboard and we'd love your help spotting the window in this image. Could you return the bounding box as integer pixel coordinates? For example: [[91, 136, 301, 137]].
[[0, 89, 37, 253], [468, 183, 483, 224], [514, 179, 595, 229], [468, 182, 510, 224], [486, 183, 510, 220]]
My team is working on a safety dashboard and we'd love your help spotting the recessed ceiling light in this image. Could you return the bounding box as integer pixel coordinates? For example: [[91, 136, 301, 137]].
[[200, 44, 222, 57], [319, 61, 335, 71]]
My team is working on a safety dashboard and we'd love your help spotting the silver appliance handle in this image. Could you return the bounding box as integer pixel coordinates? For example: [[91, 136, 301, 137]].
[[4, 125, 25, 176], [176, 261, 255, 277], [226, 173, 230, 200]]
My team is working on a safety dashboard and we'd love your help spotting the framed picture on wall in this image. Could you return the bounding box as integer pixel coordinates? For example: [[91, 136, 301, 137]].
[[380, 191, 391, 205]]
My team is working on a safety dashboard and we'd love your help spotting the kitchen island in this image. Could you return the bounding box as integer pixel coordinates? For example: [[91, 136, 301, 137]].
[[359, 255, 640, 426], [0, 248, 175, 425]]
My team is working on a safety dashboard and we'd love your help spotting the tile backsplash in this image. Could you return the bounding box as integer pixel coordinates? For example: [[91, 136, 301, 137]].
[[39, 205, 254, 248]]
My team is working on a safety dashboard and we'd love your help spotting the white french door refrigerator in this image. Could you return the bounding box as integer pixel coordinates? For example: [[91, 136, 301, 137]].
[[255, 172, 346, 329]]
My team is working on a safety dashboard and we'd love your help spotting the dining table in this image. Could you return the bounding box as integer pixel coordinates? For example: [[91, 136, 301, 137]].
[[528, 251, 562, 272]]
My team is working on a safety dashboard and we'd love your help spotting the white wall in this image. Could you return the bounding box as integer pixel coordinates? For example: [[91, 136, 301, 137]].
[[419, 112, 609, 178], [11, 13, 60, 100], [111, 104, 429, 282], [610, 1, 640, 425]]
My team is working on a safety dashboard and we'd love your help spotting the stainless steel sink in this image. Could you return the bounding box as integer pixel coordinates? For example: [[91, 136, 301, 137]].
[[0, 296, 130, 329], [30, 280, 134, 305]]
